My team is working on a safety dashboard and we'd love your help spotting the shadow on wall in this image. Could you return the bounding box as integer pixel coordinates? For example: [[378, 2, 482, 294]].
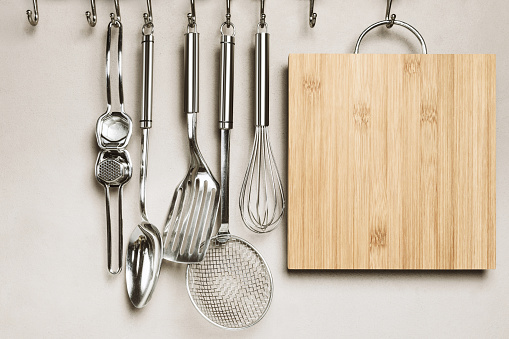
[[287, 269, 487, 281], [281, 65, 289, 264]]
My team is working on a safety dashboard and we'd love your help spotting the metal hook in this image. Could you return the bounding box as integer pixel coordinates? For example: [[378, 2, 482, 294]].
[[259, 0, 266, 27], [110, 0, 121, 24], [309, 0, 317, 28], [26, 0, 39, 26], [86, 0, 97, 27], [385, 0, 396, 28], [143, 0, 153, 25], [188, 0, 196, 28], [225, 0, 231, 27]]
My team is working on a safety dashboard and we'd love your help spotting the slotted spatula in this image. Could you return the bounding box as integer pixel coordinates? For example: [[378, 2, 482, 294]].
[[162, 24, 220, 263]]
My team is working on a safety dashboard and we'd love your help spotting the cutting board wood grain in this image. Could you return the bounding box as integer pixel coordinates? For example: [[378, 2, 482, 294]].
[[288, 54, 496, 270]]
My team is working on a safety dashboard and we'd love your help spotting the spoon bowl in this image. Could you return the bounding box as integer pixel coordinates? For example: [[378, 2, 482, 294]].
[[126, 221, 162, 308]]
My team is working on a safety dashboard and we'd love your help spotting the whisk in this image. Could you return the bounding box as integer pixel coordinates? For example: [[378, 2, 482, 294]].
[[239, 8, 285, 233]]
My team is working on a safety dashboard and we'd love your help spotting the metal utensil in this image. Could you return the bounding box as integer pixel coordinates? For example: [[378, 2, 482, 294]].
[[239, 6, 285, 233], [162, 10, 220, 264], [126, 221, 161, 307], [187, 7, 274, 329], [126, 10, 162, 308], [96, 21, 132, 150], [95, 14, 133, 274], [95, 149, 132, 274]]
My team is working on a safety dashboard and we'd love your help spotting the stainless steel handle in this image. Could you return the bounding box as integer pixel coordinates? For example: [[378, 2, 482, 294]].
[[106, 20, 125, 113], [255, 32, 269, 127], [218, 32, 235, 234], [141, 34, 154, 129], [217, 24, 235, 237], [185, 32, 199, 114], [219, 34, 235, 130], [219, 129, 231, 231], [105, 185, 124, 275]]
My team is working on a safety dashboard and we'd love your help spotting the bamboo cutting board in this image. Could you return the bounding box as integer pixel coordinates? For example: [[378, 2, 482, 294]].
[[288, 54, 496, 270]]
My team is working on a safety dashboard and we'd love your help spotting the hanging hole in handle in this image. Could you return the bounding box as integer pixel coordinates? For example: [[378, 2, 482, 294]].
[[354, 20, 427, 54], [187, 23, 198, 34], [257, 22, 268, 34], [142, 22, 154, 36], [220, 22, 236, 37]]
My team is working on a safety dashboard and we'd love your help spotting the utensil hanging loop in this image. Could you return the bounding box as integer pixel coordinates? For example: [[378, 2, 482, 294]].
[[86, 0, 97, 27], [354, 0, 427, 54], [309, 0, 317, 28], [354, 20, 427, 54], [220, 22, 236, 37], [26, 0, 39, 26]]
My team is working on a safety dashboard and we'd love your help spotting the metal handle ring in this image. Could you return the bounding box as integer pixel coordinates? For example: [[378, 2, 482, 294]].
[[142, 22, 154, 36], [220, 22, 236, 37], [187, 23, 198, 33], [257, 22, 268, 33], [354, 20, 427, 54]]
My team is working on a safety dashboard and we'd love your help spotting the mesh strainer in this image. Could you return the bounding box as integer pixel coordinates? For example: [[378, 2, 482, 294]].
[[186, 235, 273, 329], [186, 7, 273, 328]]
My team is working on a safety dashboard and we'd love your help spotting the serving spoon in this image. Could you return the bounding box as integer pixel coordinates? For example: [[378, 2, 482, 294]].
[[126, 21, 162, 308]]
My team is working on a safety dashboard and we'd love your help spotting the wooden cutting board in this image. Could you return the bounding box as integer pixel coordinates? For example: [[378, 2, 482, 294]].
[[288, 54, 496, 270]]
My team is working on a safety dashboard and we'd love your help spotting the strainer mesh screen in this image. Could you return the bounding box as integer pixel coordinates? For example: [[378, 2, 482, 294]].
[[98, 159, 122, 182], [186, 237, 272, 329]]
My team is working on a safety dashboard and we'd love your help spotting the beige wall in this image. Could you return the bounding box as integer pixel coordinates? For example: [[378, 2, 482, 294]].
[[0, 0, 507, 337]]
